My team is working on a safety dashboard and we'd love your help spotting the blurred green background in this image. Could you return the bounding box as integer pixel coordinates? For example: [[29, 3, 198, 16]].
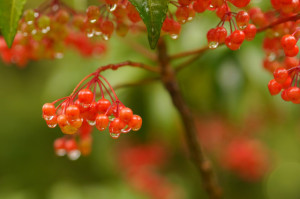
[[1, 0, 300, 199]]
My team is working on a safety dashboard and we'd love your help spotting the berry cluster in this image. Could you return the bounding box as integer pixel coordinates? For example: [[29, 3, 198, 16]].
[[162, 0, 252, 40], [252, 3, 300, 73], [222, 138, 269, 181], [42, 68, 142, 160], [271, 0, 300, 14], [118, 144, 183, 199], [207, 9, 256, 50], [281, 34, 299, 57], [197, 115, 270, 181], [0, 0, 144, 67], [268, 66, 300, 104]]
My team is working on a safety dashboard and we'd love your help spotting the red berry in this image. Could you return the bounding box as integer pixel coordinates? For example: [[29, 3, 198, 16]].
[[281, 35, 297, 50], [243, 24, 256, 41], [128, 115, 142, 131], [97, 98, 111, 113], [176, 6, 189, 24], [281, 89, 290, 101], [231, 30, 245, 44], [119, 107, 133, 123], [65, 139, 78, 152], [287, 87, 300, 102], [268, 79, 282, 95], [109, 118, 126, 133], [273, 67, 289, 84], [78, 89, 94, 104], [86, 6, 100, 22], [236, 11, 250, 29], [66, 105, 80, 120], [284, 45, 299, 57], [95, 114, 109, 131], [215, 26, 227, 43], [178, 0, 193, 6], [57, 114, 68, 127], [229, 0, 251, 8], [193, 0, 210, 13], [42, 103, 56, 116]]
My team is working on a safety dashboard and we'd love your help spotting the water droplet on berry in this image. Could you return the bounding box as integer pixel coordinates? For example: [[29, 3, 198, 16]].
[[41, 26, 50, 34], [34, 12, 39, 18], [48, 123, 57, 128], [238, 25, 247, 30], [121, 128, 131, 134], [89, 19, 97, 23], [27, 21, 33, 25], [208, 41, 219, 49], [267, 53, 276, 61], [109, 4, 117, 12], [170, 34, 179, 40], [102, 34, 109, 41], [87, 32, 94, 38], [31, 29, 37, 35], [87, 120, 96, 126], [44, 115, 54, 121], [56, 149, 66, 156], [110, 133, 120, 139], [68, 150, 81, 160], [94, 30, 102, 36], [55, 52, 64, 59]]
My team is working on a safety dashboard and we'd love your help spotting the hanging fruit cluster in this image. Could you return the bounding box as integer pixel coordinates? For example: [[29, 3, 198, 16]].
[[0, 0, 144, 67], [42, 66, 142, 160]]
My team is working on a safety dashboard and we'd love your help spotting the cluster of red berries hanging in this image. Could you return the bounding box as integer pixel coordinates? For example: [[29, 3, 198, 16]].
[[250, 0, 300, 73], [268, 65, 300, 104], [162, 0, 252, 40], [42, 67, 142, 160], [0, 0, 144, 67]]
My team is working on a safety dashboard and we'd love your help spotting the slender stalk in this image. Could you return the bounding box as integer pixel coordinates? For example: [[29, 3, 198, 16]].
[[157, 39, 222, 199]]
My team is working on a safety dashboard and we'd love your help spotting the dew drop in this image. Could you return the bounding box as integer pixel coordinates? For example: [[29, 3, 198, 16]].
[[208, 41, 219, 49], [109, 4, 117, 12], [56, 149, 66, 156], [87, 32, 94, 38], [44, 115, 54, 121], [87, 120, 96, 126], [41, 26, 50, 34], [121, 127, 131, 134], [170, 34, 179, 40], [48, 123, 57, 128], [27, 21, 33, 25], [55, 52, 64, 59], [94, 30, 102, 36], [68, 150, 81, 160], [89, 19, 97, 23], [102, 34, 109, 41], [110, 133, 120, 139], [34, 12, 39, 18]]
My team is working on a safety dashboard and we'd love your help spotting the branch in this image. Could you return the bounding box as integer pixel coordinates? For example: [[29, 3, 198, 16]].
[[157, 39, 222, 199], [170, 13, 300, 65], [96, 61, 160, 73]]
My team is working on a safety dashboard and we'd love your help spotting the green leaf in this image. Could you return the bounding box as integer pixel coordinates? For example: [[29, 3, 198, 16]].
[[0, 0, 26, 48], [129, 0, 169, 49]]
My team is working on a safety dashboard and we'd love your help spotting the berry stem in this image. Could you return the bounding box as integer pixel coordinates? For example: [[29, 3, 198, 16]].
[[70, 73, 96, 97], [99, 74, 119, 101]]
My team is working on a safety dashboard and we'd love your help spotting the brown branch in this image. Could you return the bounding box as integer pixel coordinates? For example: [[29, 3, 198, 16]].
[[157, 39, 222, 199], [170, 13, 300, 62], [96, 61, 160, 73]]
